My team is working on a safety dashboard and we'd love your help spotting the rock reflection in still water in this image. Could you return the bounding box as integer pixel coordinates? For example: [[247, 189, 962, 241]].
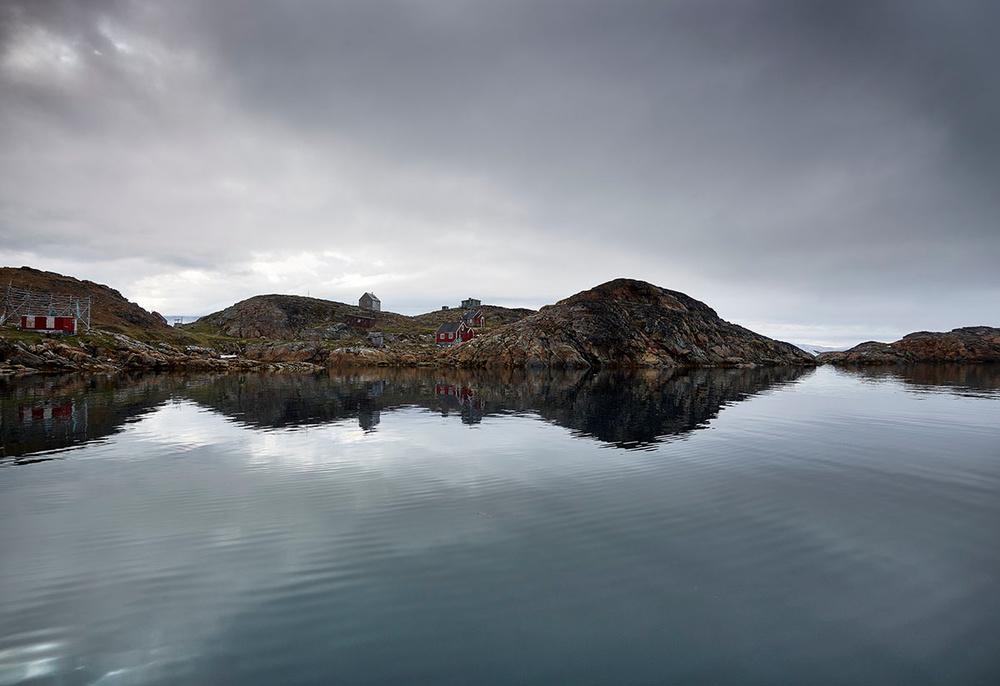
[[1, 366, 816, 460]]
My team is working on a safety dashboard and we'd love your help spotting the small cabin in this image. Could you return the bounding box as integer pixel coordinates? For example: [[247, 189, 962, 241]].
[[20, 315, 76, 334], [461, 297, 481, 309], [359, 292, 381, 312], [436, 321, 461, 345]]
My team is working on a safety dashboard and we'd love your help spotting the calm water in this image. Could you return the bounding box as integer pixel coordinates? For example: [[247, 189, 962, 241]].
[[1, 365, 998, 685]]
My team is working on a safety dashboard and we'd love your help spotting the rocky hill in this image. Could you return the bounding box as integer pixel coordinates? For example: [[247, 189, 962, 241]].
[[448, 279, 814, 368], [190, 295, 534, 341], [0, 266, 169, 331], [817, 327, 1000, 365], [188, 294, 411, 339]]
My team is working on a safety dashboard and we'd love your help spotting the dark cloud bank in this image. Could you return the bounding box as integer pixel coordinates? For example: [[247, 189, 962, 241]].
[[1, 0, 997, 345]]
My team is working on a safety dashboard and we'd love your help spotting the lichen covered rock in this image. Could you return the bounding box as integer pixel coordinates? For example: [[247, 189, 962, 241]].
[[448, 279, 814, 369]]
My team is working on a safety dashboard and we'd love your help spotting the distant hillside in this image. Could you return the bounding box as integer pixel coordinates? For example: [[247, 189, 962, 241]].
[[450, 279, 815, 368], [411, 305, 535, 329], [818, 327, 1000, 365], [190, 294, 535, 340], [188, 294, 408, 339], [0, 266, 169, 331]]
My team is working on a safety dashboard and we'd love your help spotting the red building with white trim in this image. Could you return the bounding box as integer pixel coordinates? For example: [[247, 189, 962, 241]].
[[436, 321, 461, 345], [20, 315, 77, 334]]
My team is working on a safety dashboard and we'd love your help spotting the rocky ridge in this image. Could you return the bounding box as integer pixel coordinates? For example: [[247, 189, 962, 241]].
[[817, 327, 1000, 365], [448, 279, 814, 368], [191, 294, 409, 339], [0, 334, 323, 377], [0, 266, 170, 331]]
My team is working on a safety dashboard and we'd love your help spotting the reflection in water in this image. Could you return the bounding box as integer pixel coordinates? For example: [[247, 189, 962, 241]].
[[835, 363, 1000, 398], [0, 375, 184, 461], [1, 366, 999, 685], [2, 366, 812, 460]]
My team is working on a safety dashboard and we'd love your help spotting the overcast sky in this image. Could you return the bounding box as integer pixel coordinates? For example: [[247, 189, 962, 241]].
[[1, 0, 997, 345]]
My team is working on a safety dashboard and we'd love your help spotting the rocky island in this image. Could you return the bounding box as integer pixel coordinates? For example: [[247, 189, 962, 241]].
[[1, 268, 816, 375], [4, 267, 996, 376], [449, 279, 815, 368], [817, 327, 1000, 365]]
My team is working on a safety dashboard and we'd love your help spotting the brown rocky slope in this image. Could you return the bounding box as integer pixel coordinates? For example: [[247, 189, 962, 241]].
[[0, 266, 170, 331], [448, 279, 814, 368], [817, 327, 1000, 365], [189, 295, 417, 339]]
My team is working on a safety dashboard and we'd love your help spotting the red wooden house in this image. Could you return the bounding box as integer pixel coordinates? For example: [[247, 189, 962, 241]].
[[436, 321, 461, 345], [458, 321, 475, 342]]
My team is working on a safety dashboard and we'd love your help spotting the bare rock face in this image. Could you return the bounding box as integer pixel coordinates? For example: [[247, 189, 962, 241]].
[[818, 327, 1000, 365], [193, 295, 346, 339], [448, 279, 814, 369]]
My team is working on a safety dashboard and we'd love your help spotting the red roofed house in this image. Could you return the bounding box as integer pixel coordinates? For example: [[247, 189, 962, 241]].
[[436, 321, 461, 346]]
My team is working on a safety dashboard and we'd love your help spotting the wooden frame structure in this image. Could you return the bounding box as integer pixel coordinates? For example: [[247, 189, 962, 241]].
[[0, 285, 92, 333]]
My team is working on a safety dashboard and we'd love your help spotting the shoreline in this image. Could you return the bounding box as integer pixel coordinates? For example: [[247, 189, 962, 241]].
[[0, 328, 820, 378]]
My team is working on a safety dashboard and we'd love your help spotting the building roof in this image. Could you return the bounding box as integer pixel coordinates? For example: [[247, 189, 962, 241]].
[[361, 292, 380, 302], [437, 322, 461, 333], [461, 309, 483, 321]]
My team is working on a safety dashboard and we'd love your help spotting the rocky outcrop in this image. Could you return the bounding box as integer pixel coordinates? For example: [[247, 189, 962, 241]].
[[191, 295, 359, 339], [0, 332, 323, 377], [0, 266, 171, 331], [448, 279, 814, 368], [190, 294, 428, 340], [817, 327, 1000, 365]]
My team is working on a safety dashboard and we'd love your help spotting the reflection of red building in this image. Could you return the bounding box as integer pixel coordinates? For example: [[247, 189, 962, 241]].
[[434, 384, 483, 409], [20, 401, 75, 422], [459, 386, 482, 410], [435, 383, 457, 396]]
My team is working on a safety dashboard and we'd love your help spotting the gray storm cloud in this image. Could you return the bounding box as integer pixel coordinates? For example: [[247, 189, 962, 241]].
[[1, 0, 997, 345]]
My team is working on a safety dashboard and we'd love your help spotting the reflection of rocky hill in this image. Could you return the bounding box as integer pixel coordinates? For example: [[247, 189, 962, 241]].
[[0, 374, 179, 461], [181, 372, 412, 430], [7, 363, 996, 461], [124, 368, 816, 449], [3, 366, 817, 458], [834, 363, 1000, 398], [529, 367, 809, 448]]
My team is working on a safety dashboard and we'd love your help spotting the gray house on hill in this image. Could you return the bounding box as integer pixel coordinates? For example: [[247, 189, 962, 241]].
[[461, 297, 481, 309], [359, 292, 381, 312]]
